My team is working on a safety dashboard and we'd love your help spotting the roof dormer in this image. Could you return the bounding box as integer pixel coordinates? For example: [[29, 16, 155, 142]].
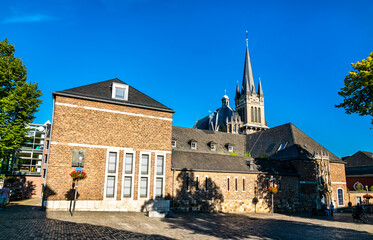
[[112, 82, 129, 100]]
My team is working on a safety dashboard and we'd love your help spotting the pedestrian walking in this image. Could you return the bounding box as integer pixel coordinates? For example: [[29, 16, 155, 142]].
[[0, 184, 10, 209], [329, 202, 334, 216]]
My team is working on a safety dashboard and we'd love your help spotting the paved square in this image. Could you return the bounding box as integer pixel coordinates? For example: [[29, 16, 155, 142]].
[[0, 199, 372, 239]]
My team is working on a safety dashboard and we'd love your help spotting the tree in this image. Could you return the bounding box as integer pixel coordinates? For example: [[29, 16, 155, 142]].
[[336, 52, 373, 126], [0, 39, 42, 165]]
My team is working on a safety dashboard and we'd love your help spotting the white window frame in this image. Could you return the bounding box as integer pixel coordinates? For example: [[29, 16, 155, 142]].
[[172, 140, 176, 149], [337, 188, 345, 207], [154, 153, 166, 198], [112, 82, 129, 100], [210, 143, 216, 151], [138, 152, 151, 199], [104, 149, 120, 200], [121, 150, 136, 200], [191, 141, 197, 150], [228, 145, 234, 152]]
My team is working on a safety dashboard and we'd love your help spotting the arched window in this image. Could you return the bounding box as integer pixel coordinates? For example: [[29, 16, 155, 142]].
[[251, 107, 254, 122], [258, 107, 261, 123], [233, 125, 236, 133], [337, 189, 344, 206]]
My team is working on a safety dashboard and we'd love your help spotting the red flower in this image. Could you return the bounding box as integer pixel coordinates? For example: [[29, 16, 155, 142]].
[[268, 187, 278, 194], [69, 170, 87, 180]]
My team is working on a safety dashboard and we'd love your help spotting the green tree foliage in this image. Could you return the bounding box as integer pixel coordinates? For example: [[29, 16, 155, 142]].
[[336, 53, 373, 125], [0, 39, 42, 163]]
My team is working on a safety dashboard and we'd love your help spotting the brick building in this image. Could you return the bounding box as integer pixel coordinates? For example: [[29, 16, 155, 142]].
[[45, 79, 174, 211], [343, 151, 373, 206]]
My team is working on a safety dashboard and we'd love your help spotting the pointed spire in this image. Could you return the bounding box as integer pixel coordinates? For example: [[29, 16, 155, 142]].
[[258, 77, 264, 96], [235, 80, 240, 101], [241, 33, 256, 95]]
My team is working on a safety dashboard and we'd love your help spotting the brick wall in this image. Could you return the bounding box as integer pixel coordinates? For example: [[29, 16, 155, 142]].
[[172, 170, 300, 213], [45, 96, 173, 211], [330, 163, 348, 207]]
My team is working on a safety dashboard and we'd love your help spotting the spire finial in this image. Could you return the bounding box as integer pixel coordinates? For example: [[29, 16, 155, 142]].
[[245, 30, 248, 47], [224, 89, 227, 95]]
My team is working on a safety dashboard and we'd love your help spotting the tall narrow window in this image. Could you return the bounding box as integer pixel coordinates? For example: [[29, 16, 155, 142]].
[[139, 153, 150, 198], [251, 107, 254, 122], [235, 177, 238, 192], [338, 189, 344, 206], [196, 176, 199, 191], [227, 177, 230, 191], [205, 176, 208, 191], [243, 178, 245, 192], [123, 176, 132, 198], [140, 177, 148, 198], [141, 154, 149, 174], [155, 178, 163, 198], [125, 153, 133, 174], [186, 174, 190, 191], [156, 155, 164, 175], [106, 150, 118, 199], [106, 176, 115, 198], [258, 107, 261, 123], [108, 152, 117, 173], [254, 107, 257, 122]]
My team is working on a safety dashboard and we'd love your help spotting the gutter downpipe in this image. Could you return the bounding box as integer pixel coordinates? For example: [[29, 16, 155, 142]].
[[42, 96, 55, 209], [172, 165, 175, 211]]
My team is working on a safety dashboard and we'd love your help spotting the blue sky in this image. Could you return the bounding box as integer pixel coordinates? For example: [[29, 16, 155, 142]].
[[1, 0, 372, 157]]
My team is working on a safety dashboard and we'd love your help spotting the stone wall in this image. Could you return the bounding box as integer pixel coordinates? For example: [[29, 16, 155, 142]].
[[172, 170, 300, 213], [45, 96, 173, 211]]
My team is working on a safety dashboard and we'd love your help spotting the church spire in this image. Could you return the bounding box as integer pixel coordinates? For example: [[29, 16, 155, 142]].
[[258, 77, 264, 96], [235, 80, 240, 101], [241, 33, 256, 95]]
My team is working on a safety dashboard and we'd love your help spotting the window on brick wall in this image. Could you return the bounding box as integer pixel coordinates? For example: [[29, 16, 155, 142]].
[[105, 150, 118, 199], [242, 177, 245, 192], [123, 152, 135, 199], [227, 177, 230, 191], [155, 154, 165, 198], [139, 153, 150, 198], [235, 177, 238, 192], [196, 176, 199, 191], [338, 189, 344, 206]]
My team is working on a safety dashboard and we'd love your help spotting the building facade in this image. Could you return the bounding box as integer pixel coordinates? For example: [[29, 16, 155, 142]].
[[0, 122, 51, 198], [45, 79, 174, 211]]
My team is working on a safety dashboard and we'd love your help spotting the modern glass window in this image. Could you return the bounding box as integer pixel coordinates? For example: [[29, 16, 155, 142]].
[[108, 152, 117, 173], [140, 177, 148, 198], [125, 153, 133, 174], [338, 189, 344, 205], [155, 177, 163, 198], [123, 176, 132, 198], [141, 154, 149, 174], [115, 87, 125, 99], [156, 155, 164, 175], [106, 176, 115, 198]]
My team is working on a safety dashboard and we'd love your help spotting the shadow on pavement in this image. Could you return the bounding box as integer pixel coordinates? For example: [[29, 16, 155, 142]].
[[0, 204, 172, 240], [162, 212, 373, 240]]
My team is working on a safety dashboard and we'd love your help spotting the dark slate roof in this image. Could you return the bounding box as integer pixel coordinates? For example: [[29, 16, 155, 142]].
[[171, 151, 299, 176], [344, 151, 373, 167], [245, 123, 343, 163], [346, 166, 373, 176], [53, 78, 174, 112], [172, 126, 246, 154]]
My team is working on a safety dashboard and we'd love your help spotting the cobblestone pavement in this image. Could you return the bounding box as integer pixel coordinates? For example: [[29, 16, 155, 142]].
[[0, 198, 372, 240]]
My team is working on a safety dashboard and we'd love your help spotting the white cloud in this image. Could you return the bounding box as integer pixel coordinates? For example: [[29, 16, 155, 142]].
[[3, 14, 54, 24]]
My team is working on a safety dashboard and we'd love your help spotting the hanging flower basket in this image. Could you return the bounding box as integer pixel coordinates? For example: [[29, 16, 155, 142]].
[[70, 170, 87, 181], [363, 194, 373, 199], [268, 187, 278, 194]]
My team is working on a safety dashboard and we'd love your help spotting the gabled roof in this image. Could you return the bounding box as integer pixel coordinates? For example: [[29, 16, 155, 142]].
[[171, 151, 299, 176], [345, 166, 373, 176], [246, 123, 342, 163], [53, 78, 174, 113], [344, 151, 373, 167]]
